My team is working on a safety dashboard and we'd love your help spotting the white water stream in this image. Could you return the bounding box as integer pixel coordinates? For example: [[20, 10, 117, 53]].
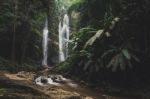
[[59, 14, 70, 62], [42, 17, 49, 66]]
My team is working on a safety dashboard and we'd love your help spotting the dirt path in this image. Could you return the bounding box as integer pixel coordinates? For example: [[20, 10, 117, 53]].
[[0, 71, 140, 99]]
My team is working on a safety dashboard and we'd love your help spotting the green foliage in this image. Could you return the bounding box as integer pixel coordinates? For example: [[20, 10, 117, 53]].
[[0, 0, 58, 64], [57, 0, 83, 10], [102, 48, 139, 72], [56, 53, 80, 72], [84, 29, 104, 48], [70, 27, 96, 51], [57, 0, 150, 84], [0, 56, 37, 72], [0, 57, 13, 71]]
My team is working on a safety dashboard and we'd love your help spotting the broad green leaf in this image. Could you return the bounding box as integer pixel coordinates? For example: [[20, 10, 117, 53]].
[[83, 60, 92, 71], [111, 54, 120, 72], [131, 54, 140, 62], [84, 29, 104, 48], [122, 49, 131, 60], [119, 54, 126, 71], [101, 49, 117, 58], [105, 32, 111, 37], [107, 56, 115, 68]]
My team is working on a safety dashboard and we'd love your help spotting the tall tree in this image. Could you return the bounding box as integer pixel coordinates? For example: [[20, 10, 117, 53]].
[[11, 0, 17, 64]]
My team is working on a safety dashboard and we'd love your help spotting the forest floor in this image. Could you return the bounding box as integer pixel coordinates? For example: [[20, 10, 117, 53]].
[[0, 71, 141, 99]]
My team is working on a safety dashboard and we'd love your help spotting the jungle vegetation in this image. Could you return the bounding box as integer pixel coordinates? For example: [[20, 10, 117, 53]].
[[0, 0, 150, 90]]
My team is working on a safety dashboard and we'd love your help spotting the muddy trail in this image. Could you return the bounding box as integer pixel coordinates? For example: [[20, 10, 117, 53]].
[[0, 71, 141, 99]]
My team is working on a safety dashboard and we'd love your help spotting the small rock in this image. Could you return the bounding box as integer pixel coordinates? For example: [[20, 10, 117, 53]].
[[84, 96, 93, 99]]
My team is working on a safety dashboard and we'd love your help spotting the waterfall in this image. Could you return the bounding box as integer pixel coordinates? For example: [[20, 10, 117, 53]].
[[59, 14, 70, 62], [55, 0, 71, 62], [42, 17, 49, 66]]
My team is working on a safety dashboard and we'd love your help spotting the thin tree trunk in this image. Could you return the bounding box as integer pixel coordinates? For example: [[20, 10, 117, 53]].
[[20, 1, 31, 63], [11, 0, 17, 64]]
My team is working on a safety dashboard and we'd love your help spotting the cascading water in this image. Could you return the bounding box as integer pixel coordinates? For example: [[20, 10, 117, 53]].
[[42, 17, 49, 66], [59, 14, 70, 62]]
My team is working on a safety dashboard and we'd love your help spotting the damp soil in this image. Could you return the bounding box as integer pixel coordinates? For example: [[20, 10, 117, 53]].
[[0, 71, 142, 99]]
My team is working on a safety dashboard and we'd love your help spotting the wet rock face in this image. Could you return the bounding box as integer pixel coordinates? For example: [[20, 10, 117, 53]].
[[48, 75, 66, 83], [35, 74, 79, 89], [40, 76, 48, 84], [35, 75, 67, 86], [35, 76, 48, 86]]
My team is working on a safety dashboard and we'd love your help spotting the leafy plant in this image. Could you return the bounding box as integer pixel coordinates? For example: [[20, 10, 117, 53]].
[[102, 48, 140, 72], [84, 29, 104, 48], [70, 27, 96, 51]]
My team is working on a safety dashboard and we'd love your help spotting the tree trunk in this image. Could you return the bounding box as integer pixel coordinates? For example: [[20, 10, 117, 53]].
[[11, 0, 17, 64]]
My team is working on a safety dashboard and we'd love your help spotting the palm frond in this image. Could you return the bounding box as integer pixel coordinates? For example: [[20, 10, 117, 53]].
[[119, 53, 126, 71], [83, 60, 92, 71], [84, 29, 104, 48], [122, 49, 131, 60], [101, 49, 117, 58]]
